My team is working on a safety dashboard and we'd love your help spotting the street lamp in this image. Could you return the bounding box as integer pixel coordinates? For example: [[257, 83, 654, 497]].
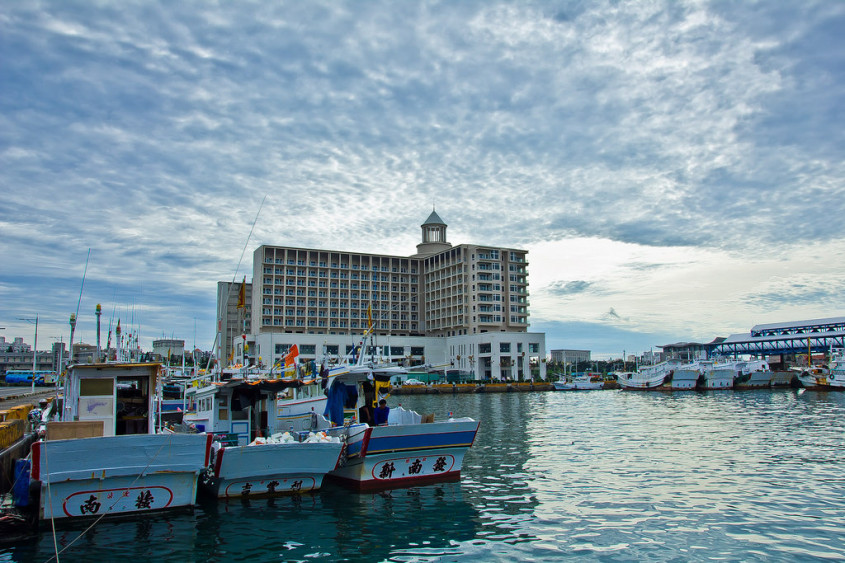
[[17, 314, 38, 392]]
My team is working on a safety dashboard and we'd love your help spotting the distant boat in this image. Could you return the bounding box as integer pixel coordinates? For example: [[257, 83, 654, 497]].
[[795, 365, 831, 390], [553, 373, 604, 390], [694, 359, 730, 390], [826, 348, 845, 389], [616, 360, 696, 390], [730, 359, 773, 389]]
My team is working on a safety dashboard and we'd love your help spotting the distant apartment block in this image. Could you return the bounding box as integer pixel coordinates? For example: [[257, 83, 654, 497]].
[[550, 349, 591, 365]]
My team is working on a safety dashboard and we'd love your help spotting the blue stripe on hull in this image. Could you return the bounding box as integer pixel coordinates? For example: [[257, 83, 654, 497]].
[[366, 430, 477, 454]]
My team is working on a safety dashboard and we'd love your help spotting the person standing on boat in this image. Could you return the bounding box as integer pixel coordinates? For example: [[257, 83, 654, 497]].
[[373, 399, 390, 426]]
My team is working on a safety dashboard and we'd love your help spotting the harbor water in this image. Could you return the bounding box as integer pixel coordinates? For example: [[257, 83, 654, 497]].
[[3, 388, 845, 562]]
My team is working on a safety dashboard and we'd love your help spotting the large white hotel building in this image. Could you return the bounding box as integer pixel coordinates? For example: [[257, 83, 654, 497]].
[[220, 211, 546, 380]]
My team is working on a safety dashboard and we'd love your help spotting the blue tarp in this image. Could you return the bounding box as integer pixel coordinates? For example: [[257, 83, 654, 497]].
[[323, 380, 357, 426], [13, 459, 30, 508]]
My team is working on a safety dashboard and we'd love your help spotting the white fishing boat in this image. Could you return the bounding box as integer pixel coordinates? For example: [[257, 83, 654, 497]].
[[730, 359, 773, 389], [825, 348, 845, 389], [616, 360, 693, 390], [320, 368, 479, 490], [17, 362, 212, 522], [307, 326, 480, 490], [553, 373, 604, 390], [183, 378, 342, 499], [795, 365, 830, 390], [698, 359, 733, 390]]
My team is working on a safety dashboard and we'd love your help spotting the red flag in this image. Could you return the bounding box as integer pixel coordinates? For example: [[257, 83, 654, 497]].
[[284, 344, 299, 367]]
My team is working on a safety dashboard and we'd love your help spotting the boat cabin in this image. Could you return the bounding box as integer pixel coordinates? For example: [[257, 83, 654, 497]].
[[184, 379, 300, 445], [60, 362, 160, 437]]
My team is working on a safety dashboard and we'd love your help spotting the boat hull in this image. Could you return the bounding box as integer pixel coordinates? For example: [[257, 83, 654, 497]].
[[701, 368, 734, 390], [328, 420, 479, 490], [797, 370, 844, 390], [734, 370, 773, 389], [203, 441, 343, 498], [553, 381, 603, 390], [31, 433, 212, 521]]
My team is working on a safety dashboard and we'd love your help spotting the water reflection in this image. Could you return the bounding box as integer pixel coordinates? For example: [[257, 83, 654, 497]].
[[9, 481, 479, 562]]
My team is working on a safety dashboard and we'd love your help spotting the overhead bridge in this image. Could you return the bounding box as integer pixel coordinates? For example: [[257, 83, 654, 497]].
[[711, 317, 845, 356]]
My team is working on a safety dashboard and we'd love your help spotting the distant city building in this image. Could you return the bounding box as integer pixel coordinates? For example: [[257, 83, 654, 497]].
[[658, 341, 714, 361], [152, 339, 185, 360], [0, 336, 56, 377], [71, 343, 98, 364], [219, 211, 545, 380], [550, 349, 591, 365]]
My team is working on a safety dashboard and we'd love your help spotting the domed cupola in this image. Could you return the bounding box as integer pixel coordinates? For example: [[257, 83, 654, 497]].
[[413, 209, 452, 257]]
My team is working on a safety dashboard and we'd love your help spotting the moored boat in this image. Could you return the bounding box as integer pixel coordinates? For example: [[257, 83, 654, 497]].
[[183, 378, 343, 499], [317, 356, 479, 490], [616, 360, 694, 390], [17, 362, 212, 522], [825, 348, 845, 389], [731, 359, 773, 389], [698, 359, 734, 390], [553, 373, 604, 390]]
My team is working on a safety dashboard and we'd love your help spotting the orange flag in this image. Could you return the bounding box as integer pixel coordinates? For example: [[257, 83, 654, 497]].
[[284, 344, 299, 367]]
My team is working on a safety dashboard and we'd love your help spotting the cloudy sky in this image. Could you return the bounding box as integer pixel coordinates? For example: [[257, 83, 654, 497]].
[[1, 1, 843, 359]]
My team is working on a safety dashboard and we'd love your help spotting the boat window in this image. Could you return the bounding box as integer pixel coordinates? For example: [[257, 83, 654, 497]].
[[116, 376, 149, 435], [80, 378, 114, 396]]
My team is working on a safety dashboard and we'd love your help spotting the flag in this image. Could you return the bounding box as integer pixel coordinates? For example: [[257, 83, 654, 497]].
[[237, 276, 246, 309], [284, 344, 299, 367], [373, 379, 390, 407]]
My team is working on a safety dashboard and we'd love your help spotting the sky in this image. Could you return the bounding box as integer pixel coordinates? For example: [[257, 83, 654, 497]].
[[1, 1, 843, 359]]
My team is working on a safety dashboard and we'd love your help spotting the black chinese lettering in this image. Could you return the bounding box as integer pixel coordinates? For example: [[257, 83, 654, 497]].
[[80, 494, 101, 515], [378, 462, 396, 479], [134, 490, 154, 509]]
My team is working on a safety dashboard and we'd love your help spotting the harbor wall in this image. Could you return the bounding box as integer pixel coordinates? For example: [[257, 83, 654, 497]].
[[391, 382, 554, 395]]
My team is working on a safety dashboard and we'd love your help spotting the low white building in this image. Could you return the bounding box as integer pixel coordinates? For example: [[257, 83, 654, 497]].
[[243, 331, 546, 381]]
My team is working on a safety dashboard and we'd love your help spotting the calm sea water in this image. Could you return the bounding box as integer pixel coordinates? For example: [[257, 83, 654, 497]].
[[4, 389, 845, 562]]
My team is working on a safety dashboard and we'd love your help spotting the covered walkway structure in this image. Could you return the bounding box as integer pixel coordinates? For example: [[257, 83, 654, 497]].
[[710, 317, 845, 356]]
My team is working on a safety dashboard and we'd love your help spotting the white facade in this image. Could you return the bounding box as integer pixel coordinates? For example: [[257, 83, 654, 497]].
[[448, 332, 546, 381], [246, 331, 547, 381], [152, 338, 185, 359]]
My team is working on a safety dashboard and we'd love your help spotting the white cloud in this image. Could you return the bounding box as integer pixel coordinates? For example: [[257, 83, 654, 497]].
[[0, 0, 842, 354]]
